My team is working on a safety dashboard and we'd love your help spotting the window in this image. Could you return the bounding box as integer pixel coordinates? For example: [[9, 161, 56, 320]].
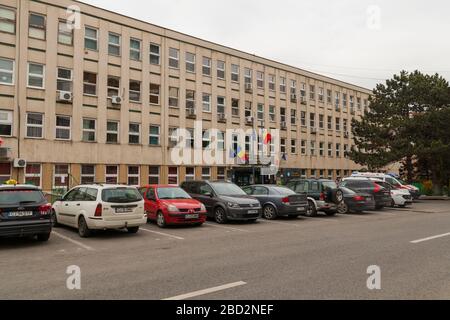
[[168, 167, 178, 185], [328, 170, 333, 180], [327, 116, 333, 130], [280, 107, 286, 123], [244, 68, 252, 84], [130, 38, 141, 61], [318, 87, 324, 102], [269, 105, 275, 122], [107, 76, 120, 97], [55, 115, 71, 140], [280, 77, 286, 93], [150, 43, 160, 65], [0, 163, 11, 183], [82, 118, 96, 142], [201, 168, 211, 180], [231, 64, 239, 82], [328, 143, 333, 157], [217, 96, 225, 115], [26, 113, 43, 138], [310, 141, 316, 156], [319, 142, 324, 156], [84, 27, 98, 51], [186, 52, 196, 73], [202, 130, 211, 149], [319, 114, 324, 129], [58, 20, 73, 45], [300, 111, 306, 126], [217, 167, 226, 180], [106, 121, 119, 143], [257, 71, 264, 89], [168, 127, 179, 147], [83, 72, 97, 95], [301, 140, 306, 155], [0, 110, 12, 136], [350, 95, 354, 110], [217, 131, 225, 150], [148, 166, 160, 184], [268, 74, 275, 91], [129, 80, 141, 102], [336, 169, 342, 179], [336, 143, 341, 157], [128, 166, 140, 186], [185, 167, 195, 181], [343, 119, 348, 133], [217, 60, 225, 79], [0, 58, 14, 85], [27, 63, 44, 88], [129, 123, 140, 144], [290, 80, 297, 94], [245, 101, 252, 118], [186, 89, 195, 111], [232, 98, 239, 117], [149, 83, 160, 104], [280, 138, 286, 154], [202, 57, 211, 76], [309, 85, 315, 100], [0, 6, 16, 34], [319, 170, 325, 179], [202, 93, 211, 112], [257, 103, 264, 121], [357, 97, 362, 110], [105, 165, 118, 184], [169, 87, 179, 107], [335, 92, 340, 107], [300, 83, 306, 98], [108, 32, 121, 56], [310, 170, 317, 179], [344, 144, 349, 157], [149, 125, 160, 145], [290, 109, 297, 125], [310, 113, 315, 128], [327, 89, 332, 103], [81, 165, 95, 184], [343, 93, 348, 108], [25, 164, 41, 187], [29, 13, 45, 40], [169, 48, 179, 69], [53, 164, 69, 189], [291, 139, 297, 154], [335, 117, 341, 131], [56, 68, 72, 92]]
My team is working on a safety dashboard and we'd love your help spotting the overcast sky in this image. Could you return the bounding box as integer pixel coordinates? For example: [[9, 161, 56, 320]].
[[81, 0, 450, 89]]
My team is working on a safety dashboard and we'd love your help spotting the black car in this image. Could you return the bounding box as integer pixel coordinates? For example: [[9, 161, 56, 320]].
[[336, 187, 376, 214], [181, 180, 261, 224], [242, 185, 308, 219], [285, 179, 344, 216], [340, 178, 392, 210], [0, 184, 52, 241]]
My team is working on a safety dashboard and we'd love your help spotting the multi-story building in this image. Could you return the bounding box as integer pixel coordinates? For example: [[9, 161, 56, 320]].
[[0, 0, 371, 192]]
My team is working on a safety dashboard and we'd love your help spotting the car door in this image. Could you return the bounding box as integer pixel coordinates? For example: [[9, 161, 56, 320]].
[[251, 186, 269, 206], [309, 181, 321, 200], [145, 187, 158, 219], [67, 187, 88, 227], [197, 183, 216, 216], [57, 188, 79, 225]]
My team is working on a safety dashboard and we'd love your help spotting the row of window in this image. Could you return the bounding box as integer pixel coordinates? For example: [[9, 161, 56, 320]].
[[281, 138, 351, 158]]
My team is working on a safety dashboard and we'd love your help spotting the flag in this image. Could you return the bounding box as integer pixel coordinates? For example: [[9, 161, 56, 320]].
[[237, 146, 246, 160], [229, 148, 236, 158], [264, 132, 272, 145]]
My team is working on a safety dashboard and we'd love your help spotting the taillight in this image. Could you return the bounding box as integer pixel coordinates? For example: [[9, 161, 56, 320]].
[[353, 195, 364, 201], [282, 197, 290, 204], [319, 192, 325, 201], [94, 203, 102, 217], [373, 183, 381, 193], [39, 204, 52, 216]]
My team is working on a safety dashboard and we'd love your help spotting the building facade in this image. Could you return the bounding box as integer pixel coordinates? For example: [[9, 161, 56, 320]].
[[0, 0, 372, 192]]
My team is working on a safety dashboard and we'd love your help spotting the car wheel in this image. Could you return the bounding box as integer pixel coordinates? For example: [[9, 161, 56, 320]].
[[36, 233, 51, 242], [127, 226, 139, 234], [214, 207, 228, 224], [334, 189, 344, 204], [337, 202, 348, 214], [305, 200, 318, 217], [156, 211, 166, 228], [262, 204, 277, 220], [78, 216, 91, 238], [51, 210, 59, 227]]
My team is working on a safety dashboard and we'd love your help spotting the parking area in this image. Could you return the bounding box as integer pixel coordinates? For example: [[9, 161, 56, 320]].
[[1, 200, 450, 300]]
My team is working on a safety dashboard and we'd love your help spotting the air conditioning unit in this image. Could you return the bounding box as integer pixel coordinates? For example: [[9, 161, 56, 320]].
[[245, 83, 253, 93], [311, 127, 317, 134], [111, 96, 122, 105], [258, 120, 265, 127], [280, 121, 287, 129], [245, 116, 254, 124], [300, 96, 307, 105], [187, 108, 196, 118], [58, 91, 73, 102], [0, 147, 11, 159], [218, 113, 227, 122], [13, 158, 27, 168], [290, 94, 297, 102]]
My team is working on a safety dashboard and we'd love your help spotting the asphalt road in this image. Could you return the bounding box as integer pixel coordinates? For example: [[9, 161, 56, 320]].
[[1, 200, 450, 300]]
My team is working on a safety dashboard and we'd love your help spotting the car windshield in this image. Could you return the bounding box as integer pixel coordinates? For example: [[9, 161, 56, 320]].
[[322, 181, 337, 190], [102, 188, 142, 203], [0, 189, 45, 205], [211, 183, 246, 196], [340, 187, 356, 195], [271, 187, 296, 195], [157, 187, 191, 199]]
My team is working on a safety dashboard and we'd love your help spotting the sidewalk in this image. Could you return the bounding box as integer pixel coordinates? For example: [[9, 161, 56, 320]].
[[419, 195, 450, 200]]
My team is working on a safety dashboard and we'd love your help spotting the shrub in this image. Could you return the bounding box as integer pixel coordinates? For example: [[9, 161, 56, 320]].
[[423, 180, 433, 196]]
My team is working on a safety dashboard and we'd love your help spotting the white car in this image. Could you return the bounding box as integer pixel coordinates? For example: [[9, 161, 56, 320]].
[[52, 184, 146, 237], [370, 179, 412, 208]]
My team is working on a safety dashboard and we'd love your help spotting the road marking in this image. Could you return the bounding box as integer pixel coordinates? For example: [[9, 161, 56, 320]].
[[52, 231, 94, 251], [163, 281, 247, 300], [140, 228, 184, 240], [259, 219, 299, 227], [204, 222, 250, 232], [411, 232, 450, 244]]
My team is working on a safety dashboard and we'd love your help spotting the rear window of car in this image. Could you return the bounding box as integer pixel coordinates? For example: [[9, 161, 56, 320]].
[[101, 188, 142, 203], [271, 187, 296, 195], [0, 189, 45, 205], [321, 181, 337, 190], [346, 181, 372, 188]]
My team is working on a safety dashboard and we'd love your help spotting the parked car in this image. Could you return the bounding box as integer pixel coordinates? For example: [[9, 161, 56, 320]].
[[371, 179, 412, 208], [180, 180, 261, 224], [242, 185, 308, 219], [340, 178, 392, 210], [285, 179, 344, 217], [0, 184, 52, 242], [139, 185, 207, 227], [52, 184, 146, 237], [336, 187, 376, 214]]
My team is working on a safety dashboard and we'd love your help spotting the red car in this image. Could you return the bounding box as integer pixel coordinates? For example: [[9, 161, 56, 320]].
[[139, 185, 207, 227]]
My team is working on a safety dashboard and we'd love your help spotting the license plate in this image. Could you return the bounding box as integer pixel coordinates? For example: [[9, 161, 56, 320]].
[[9, 211, 33, 217], [115, 207, 133, 214], [297, 207, 305, 211], [185, 214, 199, 219], [248, 210, 258, 214]]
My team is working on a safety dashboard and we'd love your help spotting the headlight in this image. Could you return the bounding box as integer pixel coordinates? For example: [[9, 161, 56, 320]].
[[200, 204, 206, 211], [228, 202, 240, 208], [166, 204, 179, 212]]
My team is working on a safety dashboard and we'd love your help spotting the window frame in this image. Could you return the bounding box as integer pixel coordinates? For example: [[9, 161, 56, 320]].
[[84, 26, 98, 51], [108, 32, 121, 56], [106, 120, 119, 144], [28, 12, 46, 40], [0, 5, 16, 34], [82, 118, 96, 142], [0, 57, 14, 85], [128, 122, 141, 145], [0, 110, 13, 137], [27, 62, 45, 89], [129, 38, 141, 61], [149, 43, 160, 65], [55, 115, 71, 141], [168, 47, 179, 69], [149, 125, 160, 146], [26, 112, 44, 139]]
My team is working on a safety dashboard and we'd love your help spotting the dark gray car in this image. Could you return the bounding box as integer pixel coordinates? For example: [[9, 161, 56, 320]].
[[180, 180, 262, 224], [242, 185, 308, 220]]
